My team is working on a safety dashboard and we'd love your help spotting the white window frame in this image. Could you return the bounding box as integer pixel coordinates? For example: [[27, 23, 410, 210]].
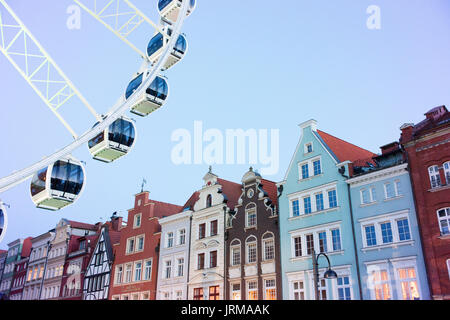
[[444, 161, 450, 185], [262, 235, 275, 261], [144, 259, 153, 281], [178, 228, 186, 246], [133, 213, 142, 229], [126, 237, 135, 254], [428, 165, 441, 188], [263, 278, 277, 300], [136, 234, 145, 252], [246, 236, 257, 265], [245, 204, 257, 228], [133, 261, 142, 282], [365, 261, 392, 300], [231, 282, 241, 300], [230, 240, 241, 266], [391, 257, 422, 300], [247, 280, 258, 300], [437, 207, 450, 236], [167, 232, 174, 248]]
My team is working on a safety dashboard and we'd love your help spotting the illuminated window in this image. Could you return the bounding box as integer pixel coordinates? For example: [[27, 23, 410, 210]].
[[397, 267, 420, 300], [209, 286, 219, 300], [247, 281, 258, 300], [231, 283, 241, 300], [264, 279, 276, 300], [193, 288, 203, 300], [370, 269, 391, 300]]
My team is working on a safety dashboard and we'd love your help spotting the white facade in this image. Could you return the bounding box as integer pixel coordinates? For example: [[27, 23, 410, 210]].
[[187, 171, 228, 300], [157, 211, 192, 300]]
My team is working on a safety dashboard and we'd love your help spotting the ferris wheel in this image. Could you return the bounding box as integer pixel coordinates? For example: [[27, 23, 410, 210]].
[[0, 0, 195, 211]]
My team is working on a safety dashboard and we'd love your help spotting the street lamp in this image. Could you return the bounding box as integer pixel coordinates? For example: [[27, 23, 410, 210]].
[[312, 249, 337, 300]]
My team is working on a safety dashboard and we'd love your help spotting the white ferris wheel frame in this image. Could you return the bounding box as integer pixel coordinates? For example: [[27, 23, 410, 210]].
[[0, 0, 190, 194]]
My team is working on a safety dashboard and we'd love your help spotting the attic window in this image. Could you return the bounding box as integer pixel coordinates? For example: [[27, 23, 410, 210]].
[[305, 143, 313, 154], [206, 194, 212, 208]]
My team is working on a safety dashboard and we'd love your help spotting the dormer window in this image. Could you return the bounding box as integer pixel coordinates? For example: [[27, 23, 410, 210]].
[[79, 240, 86, 250], [206, 194, 212, 208]]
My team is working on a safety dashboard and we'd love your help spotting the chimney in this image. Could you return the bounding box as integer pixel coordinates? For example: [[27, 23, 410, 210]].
[[424, 105, 447, 121], [109, 213, 123, 232], [400, 123, 414, 144], [380, 142, 400, 155]]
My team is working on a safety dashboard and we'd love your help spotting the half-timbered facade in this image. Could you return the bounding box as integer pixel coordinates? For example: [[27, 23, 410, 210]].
[[83, 225, 120, 300]]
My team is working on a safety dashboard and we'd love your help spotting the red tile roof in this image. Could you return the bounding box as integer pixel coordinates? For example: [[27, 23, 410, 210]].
[[317, 130, 376, 163], [260, 179, 279, 206], [183, 192, 200, 211], [150, 201, 183, 219], [68, 220, 98, 231], [217, 178, 243, 210]]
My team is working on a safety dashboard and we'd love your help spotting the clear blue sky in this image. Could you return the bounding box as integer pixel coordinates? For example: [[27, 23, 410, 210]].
[[1, 0, 449, 249]]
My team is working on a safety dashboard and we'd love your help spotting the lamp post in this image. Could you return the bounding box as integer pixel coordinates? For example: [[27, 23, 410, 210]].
[[312, 249, 337, 300]]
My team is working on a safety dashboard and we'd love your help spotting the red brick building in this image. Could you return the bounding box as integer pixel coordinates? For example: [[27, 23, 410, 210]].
[[109, 191, 182, 300], [400, 105, 450, 300]]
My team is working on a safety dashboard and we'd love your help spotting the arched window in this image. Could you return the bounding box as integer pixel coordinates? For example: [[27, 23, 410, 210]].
[[443, 162, 450, 185], [437, 208, 450, 235], [246, 236, 257, 264], [245, 203, 257, 228], [206, 194, 212, 208], [230, 239, 241, 266], [262, 232, 275, 261]]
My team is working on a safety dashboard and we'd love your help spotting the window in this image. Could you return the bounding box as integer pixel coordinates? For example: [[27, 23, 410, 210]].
[[231, 283, 241, 300], [210, 220, 218, 236], [177, 258, 184, 277], [125, 264, 132, 283], [134, 262, 142, 282], [137, 236, 144, 251], [246, 206, 257, 228], [317, 279, 327, 300], [293, 281, 305, 300], [247, 281, 258, 300], [369, 268, 391, 300], [179, 229, 186, 245], [437, 208, 450, 235], [365, 225, 377, 246], [294, 236, 302, 257], [115, 266, 123, 284], [199, 223, 206, 239], [175, 291, 182, 300], [197, 253, 205, 270], [246, 237, 257, 264], [164, 260, 172, 279], [397, 219, 411, 241], [144, 260, 152, 280], [231, 242, 241, 266], [444, 162, 450, 185], [361, 187, 376, 204], [210, 251, 217, 268], [337, 276, 351, 300], [397, 267, 420, 300], [301, 164, 309, 179], [385, 183, 396, 199], [315, 193, 324, 211], [381, 222, 393, 244], [303, 197, 312, 214], [264, 279, 276, 300], [428, 165, 441, 188], [167, 232, 174, 248], [306, 234, 314, 255], [127, 238, 135, 254], [328, 190, 338, 208], [331, 229, 342, 251], [263, 238, 275, 261], [133, 213, 141, 228], [206, 194, 212, 208], [318, 231, 327, 253], [313, 160, 322, 176], [292, 200, 300, 217], [306, 143, 313, 154], [79, 240, 86, 250], [193, 288, 204, 300], [209, 286, 219, 300]]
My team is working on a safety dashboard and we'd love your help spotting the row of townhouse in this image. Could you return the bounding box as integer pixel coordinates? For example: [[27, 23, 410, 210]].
[[1, 105, 448, 300], [0, 216, 122, 300]]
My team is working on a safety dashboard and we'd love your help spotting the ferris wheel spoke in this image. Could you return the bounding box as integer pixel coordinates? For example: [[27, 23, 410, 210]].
[[0, 0, 102, 139], [73, 0, 167, 60], [0, 0, 191, 196]]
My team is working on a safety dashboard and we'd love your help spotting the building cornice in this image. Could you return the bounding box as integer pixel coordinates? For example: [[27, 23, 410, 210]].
[[346, 163, 408, 187]]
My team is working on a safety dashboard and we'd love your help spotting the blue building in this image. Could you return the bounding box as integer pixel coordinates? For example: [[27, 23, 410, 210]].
[[278, 120, 375, 300], [346, 142, 430, 300]]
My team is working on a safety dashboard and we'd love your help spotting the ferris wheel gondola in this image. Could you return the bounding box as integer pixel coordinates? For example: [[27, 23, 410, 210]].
[[126, 72, 169, 117], [30, 156, 86, 211], [88, 117, 136, 163], [147, 27, 188, 71], [158, 0, 196, 24]]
